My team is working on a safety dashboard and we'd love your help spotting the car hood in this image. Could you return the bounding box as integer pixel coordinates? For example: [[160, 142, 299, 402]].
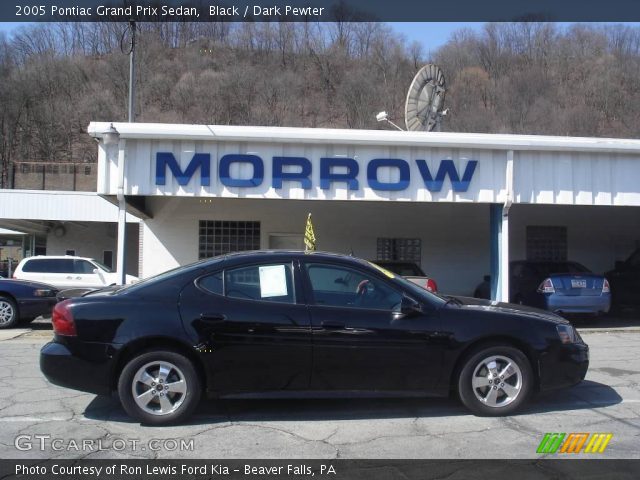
[[447, 295, 570, 324], [0, 278, 58, 291]]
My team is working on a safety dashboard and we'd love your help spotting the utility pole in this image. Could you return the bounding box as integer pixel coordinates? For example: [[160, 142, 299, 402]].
[[128, 20, 136, 122], [117, 20, 136, 285]]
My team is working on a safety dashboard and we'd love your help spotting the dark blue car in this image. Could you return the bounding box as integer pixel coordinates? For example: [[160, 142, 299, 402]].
[[0, 279, 58, 328], [510, 261, 611, 316]]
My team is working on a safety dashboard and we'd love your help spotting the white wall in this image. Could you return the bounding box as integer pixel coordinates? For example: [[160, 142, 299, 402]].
[[141, 198, 491, 296]]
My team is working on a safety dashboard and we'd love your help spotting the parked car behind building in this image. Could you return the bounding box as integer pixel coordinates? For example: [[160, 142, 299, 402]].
[[372, 260, 438, 292], [14, 256, 138, 290], [474, 260, 610, 316], [0, 278, 58, 328], [606, 248, 640, 310]]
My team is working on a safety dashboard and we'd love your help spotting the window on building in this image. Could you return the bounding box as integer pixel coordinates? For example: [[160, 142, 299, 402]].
[[376, 238, 421, 263], [103, 251, 113, 269], [526, 226, 568, 262], [65, 249, 75, 256], [84, 165, 92, 175], [198, 220, 260, 259]]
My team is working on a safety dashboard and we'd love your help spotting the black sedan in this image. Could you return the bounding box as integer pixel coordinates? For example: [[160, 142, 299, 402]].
[[0, 279, 58, 328], [40, 251, 589, 425]]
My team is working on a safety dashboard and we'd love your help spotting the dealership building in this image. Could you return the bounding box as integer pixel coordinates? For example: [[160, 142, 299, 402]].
[[72, 121, 638, 300]]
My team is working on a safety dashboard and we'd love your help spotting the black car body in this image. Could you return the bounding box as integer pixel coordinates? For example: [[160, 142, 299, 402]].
[[0, 279, 58, 328], [606, 248, 640, 308], [40, 251, 588, 424]]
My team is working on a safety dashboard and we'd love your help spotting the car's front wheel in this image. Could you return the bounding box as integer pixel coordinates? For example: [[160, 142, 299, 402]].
[[0, 295, 18, 329], [118, 350, 201, 425], [458, 345, 533, 416]]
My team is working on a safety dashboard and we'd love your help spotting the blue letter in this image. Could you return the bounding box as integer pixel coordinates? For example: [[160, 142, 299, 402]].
[[416, 159, 477, 192], [219, 154, 264, 188], [367, 158, 410, 191], [320, 158, 359, 190], [272, 157, 312, 189], [156, 152, 210, 186]]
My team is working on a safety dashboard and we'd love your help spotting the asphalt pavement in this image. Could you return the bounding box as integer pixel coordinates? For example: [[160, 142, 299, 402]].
[[0, 323, 638, 459]]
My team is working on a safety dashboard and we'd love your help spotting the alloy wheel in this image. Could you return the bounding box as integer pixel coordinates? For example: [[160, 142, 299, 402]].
[[0, 299, 15, 327], [471, 355, 522, 408], [131, 360, 188, 416]]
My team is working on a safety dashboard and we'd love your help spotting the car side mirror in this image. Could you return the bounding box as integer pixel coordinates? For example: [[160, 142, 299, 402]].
[[393, 296, 423, 320]]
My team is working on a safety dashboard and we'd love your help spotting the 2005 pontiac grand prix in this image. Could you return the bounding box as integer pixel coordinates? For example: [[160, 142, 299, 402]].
[[40, 251, 589, 425]]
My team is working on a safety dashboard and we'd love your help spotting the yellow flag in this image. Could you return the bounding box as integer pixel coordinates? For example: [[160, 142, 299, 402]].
[[304, 213, 316, 252]]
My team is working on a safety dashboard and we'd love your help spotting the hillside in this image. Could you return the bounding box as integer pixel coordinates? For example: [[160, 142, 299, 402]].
[[1, 22, 640, 187]]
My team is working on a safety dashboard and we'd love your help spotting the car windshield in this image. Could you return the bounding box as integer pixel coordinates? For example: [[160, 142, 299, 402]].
[[91, 260, 113, 273], [390, 274, 449, 307], [379, 263, 425, 276], [115, 256, 225, 294], [537, 262, 591, 275]]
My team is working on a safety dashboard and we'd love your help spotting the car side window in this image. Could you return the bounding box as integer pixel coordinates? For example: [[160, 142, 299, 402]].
[[305, 263, 402, 311], [23, 259, 74, 273], [74, 260, 95, 274], [198, 272, 223, 295], [224, 263, 294, 304]]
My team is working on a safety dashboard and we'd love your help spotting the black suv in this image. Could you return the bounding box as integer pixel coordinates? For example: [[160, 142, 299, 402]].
[[606, 248, 640, 309]]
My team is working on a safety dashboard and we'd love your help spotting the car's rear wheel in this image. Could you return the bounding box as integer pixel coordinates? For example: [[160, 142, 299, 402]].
[[0, 296, 18, 329], [458, 345, 533, 416], [118, 350, 201, 425]]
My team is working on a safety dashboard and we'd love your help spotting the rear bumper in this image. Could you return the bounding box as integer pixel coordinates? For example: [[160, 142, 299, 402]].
[[40, 341, 116, 395], [545, 294, 611, 314], [539, 342, 589, 391]]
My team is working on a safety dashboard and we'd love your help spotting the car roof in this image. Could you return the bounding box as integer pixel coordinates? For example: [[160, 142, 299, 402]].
[[22, 255, 94, 261], [211, 250, 369, 268]]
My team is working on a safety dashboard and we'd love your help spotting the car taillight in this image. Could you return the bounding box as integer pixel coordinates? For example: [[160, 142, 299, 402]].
[[52, 300, 76, 336], [426, 278, 438, 293], [537, 278, 555, 294], [602, 279, 610, 293]]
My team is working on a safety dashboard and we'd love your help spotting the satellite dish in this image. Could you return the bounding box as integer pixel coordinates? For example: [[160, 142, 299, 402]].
[[404, 64, 446, 131]]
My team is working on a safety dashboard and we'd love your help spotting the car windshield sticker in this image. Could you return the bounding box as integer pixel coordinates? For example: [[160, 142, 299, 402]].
[[367, 261, 395, 279], [259, 265, 288, 297]]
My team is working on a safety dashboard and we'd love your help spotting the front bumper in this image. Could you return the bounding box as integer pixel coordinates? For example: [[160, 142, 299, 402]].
[[40, 341, 117, 395], [18, 297, 57, 319], [538, 341, 589, 391]]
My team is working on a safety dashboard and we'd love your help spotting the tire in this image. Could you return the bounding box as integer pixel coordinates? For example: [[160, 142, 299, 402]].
[[118, 350, 201, 425], [458, 345, 533, 416], [0, 295, 19, 329]]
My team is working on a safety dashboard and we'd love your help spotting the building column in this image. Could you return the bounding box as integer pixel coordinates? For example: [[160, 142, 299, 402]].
[[490, 150, 514, 302], [116, 140, 127, 285], [490, 203, 510, 302]]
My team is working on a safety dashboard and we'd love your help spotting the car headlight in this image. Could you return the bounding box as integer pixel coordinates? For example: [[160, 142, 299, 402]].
[[34, 289, 56, 297], [556, 324, 578, 344]]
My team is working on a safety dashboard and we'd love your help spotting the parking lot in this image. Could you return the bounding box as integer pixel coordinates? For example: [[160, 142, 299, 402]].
[[0, 319, 639, 460]]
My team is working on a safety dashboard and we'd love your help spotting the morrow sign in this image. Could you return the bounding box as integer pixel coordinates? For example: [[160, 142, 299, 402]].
[[155, 153, 478, 192]]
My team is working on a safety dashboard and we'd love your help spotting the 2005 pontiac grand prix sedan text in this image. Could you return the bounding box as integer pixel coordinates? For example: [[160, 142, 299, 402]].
[[40, 251, 589, 425]]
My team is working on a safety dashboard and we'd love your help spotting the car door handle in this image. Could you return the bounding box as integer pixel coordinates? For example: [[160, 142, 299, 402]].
[[321, 321, 345, 329], [200, 313, 226, 323], [66, 276, 73, 280]]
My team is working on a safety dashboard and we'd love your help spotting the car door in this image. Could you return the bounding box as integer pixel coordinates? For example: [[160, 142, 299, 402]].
[[46, 259, 77, 289], [301, 261, 444, 393], [73, 259, 107, 288], [179, 259, 312, 394]]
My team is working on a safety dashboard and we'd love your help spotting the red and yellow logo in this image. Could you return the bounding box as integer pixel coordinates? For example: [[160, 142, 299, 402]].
[[537, 433, 612, 454]]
